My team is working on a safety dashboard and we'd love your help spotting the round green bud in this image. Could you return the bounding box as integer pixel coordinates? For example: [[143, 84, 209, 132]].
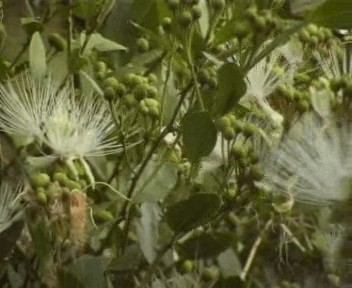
[[306, 24, 319, 35], [231, 144, 246, 158], [178, 11, 193, 27], [96, 70, 107, 81], [212, 0, 225, 10], [226, 188, 237, 199], [309, 35, 319, 46], [215, 116, 231, 131], [103, 76, 119, 89], [37, 190, 47, 205], [123, 73, 144, 88], [228, 114, 237, 127], [144, 98, 159, 108], [181, 260, 194, 272], [53, 172, 69, 186], [298, 29, 310, 42], [95, 61, 107, 73], [148, 106, 160, 118], [162, 17, 172, 32], [146, 86, 158, 98], [123, 93, 137, 107], [67, 180, 82, 191], [233, 22, 250, 40], [139, 101, 149, 115], [298, 99, 310, 112], [48, 33, 66, 51], [30, 173, 51, 188], [94, 209, 114, 222], [168, 0, 180, 11], [136, 37, 150, 53], [103, 87, 116, 101], [202, 267, 220, 281], [207, 77, 218, 89], [243, 123, 257, 137], [250, 164, 263, 181], [134, 83, 150, 100], [191, 6, 202, 20], [233, 120, 243, 133], [148, 73, 158, 84], [245, 7, 257, 20], [198, 69, 210, 85], [222, 126, 235, 140], [254, 16, 267, 31], [114, 83, 126, 97]]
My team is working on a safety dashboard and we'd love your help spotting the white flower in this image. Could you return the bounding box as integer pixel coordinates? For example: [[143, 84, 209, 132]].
[[42, 85, 121, 159], [264, 113, 352, 205], [0, 74, 58, 140], [0, 73, 122, 159], [0, 181, 22, 234], [314, 44, 352, 78], [243, 51, 289, 129]]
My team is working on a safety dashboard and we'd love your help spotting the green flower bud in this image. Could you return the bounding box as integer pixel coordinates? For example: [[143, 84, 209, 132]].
[[215, 116, 231, 131], [202, 266, 220, 281], [139, 101, 149, 115], [123, 93, 137, 107], [228, 115, 237, 127], [53, 172, 69, 186], [103, 77, 119, 89], [231, 144, 246, 158], [254, 16, 267, 31], [149, 106, 160, 118], [67, 180, 82, 191], [134, 83, 150, 100], [191, 6, 202, 20], [306, 24, 319, 35], [136, 37, 150, 53], [250, 164, 263, 181], [233, 22, 250, 40], [103, 87, 116, 101], [298, 99, 310, 112], [94, 209, 114, 222], [309, 35, 319, 46], [37, 189, 47, 205], [148, 73, 158, 84], [198, 69, 210, 85], [298, 29, 310, 42], [146, 86, 158, 98], [207, 77, 218, 89], [243, 122, 257, 137], [212, 0, 225, 10], [30, 173, 51, 188], [162, 17, 173, 32], [168, 0, 180, 11], [222, 126, 235, 140], [95, 61, 107, 73], [178, 11, 193, 27], [48, 33, 66, 51], [181, 260, 194, 272]]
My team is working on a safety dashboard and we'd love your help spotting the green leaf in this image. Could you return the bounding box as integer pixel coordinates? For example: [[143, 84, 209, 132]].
[[58, 268, 84, 288], [132, 0, 171, 31], [217, 248, 242, 278], [182, 112, 217, 161], [290, 0, 325, 15], [133, 160, 178, 203], [136, 203, 161, 263], [20, 18, 43, 35], [165, 193, 221, 233], [29, 32, 46, 79], [109, 244, 143, 271], [178, 232, 233, 259], [81, 33, 127, 54], [68, 255, 106, 288], [214, 63, 246, 116], [307, 0, 352, 29]]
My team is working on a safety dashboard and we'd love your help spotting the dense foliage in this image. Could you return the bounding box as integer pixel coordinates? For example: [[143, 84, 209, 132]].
[[0, 0, 351, 287]]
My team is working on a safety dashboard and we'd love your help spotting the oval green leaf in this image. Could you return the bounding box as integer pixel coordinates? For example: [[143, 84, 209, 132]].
[[29, 32, 46, 79], [165, 193, 221, 233], [182, 111, 217, 162]]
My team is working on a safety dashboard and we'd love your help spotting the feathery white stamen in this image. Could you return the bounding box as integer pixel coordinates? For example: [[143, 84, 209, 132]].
[[0, 182, 22, 233], [314, 44, 352, 78], [0, 74, 57, 140], [264, 113, 352, 205]]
